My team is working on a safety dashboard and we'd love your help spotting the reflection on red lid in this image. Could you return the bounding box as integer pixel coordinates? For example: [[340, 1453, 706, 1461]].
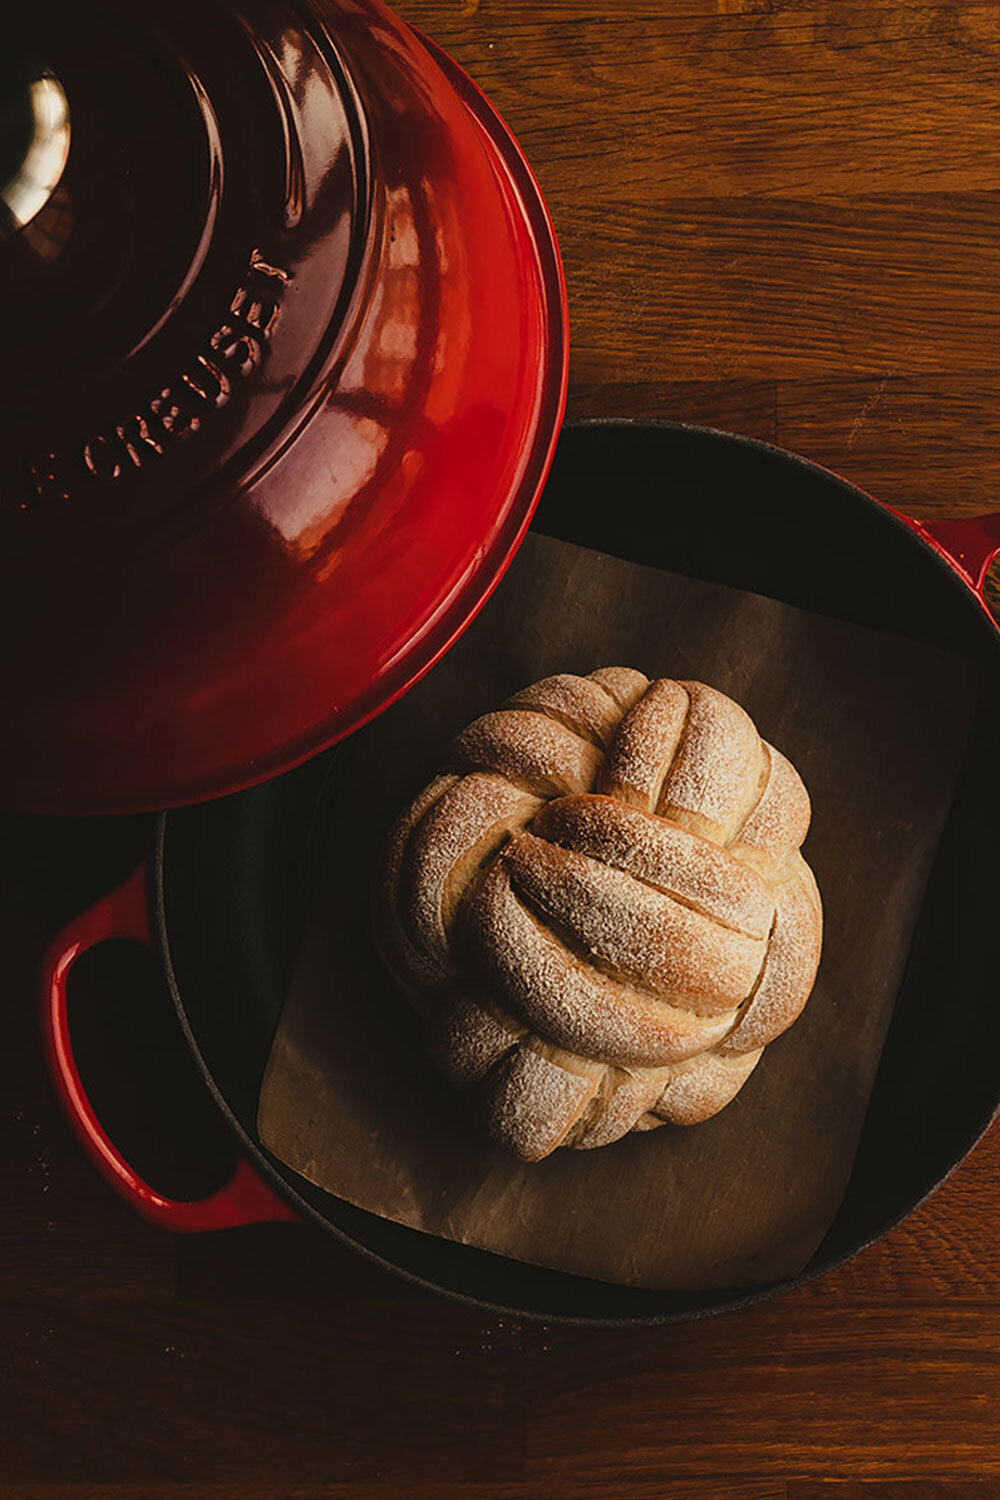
[[0, 0, 567, 813]]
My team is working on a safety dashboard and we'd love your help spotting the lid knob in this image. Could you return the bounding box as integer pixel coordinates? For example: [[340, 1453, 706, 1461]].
[[0, 51, 70, 235]]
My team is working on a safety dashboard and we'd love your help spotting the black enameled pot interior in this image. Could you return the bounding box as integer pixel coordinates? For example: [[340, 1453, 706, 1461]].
[[157, 421, 1000, 1324]]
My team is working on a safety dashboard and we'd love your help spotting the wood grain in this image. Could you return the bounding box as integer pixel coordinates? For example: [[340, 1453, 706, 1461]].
[[788, 1486, 1000, 1499], [2, 0, 999, 1493], [399, 0, 1000, 512], [0, 1487, 784, 1500]]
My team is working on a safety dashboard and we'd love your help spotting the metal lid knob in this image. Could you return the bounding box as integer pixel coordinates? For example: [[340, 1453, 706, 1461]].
[[0, 53, 70, 235]]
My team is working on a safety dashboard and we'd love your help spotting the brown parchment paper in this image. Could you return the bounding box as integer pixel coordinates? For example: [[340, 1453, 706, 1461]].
[[257, 534, 977, 1290]]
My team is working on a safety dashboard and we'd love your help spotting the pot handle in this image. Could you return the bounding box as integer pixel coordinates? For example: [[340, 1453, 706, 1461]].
[[909, 511, 1000, 598], [40, 862, 297, 1233]]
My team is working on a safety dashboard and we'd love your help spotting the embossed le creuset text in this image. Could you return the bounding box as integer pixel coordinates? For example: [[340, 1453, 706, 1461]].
[[25, 248, 290, 507]]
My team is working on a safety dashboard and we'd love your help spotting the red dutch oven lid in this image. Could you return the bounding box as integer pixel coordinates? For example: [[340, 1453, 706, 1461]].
[[0, 0, 567, 813]]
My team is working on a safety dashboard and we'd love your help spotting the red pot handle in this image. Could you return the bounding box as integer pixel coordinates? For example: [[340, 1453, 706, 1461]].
[[40, 862, 298, 1232], [899, 509, 1000, 602]]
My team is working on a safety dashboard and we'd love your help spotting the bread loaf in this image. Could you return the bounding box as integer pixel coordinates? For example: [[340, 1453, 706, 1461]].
[[374, 670, 822, 1161]]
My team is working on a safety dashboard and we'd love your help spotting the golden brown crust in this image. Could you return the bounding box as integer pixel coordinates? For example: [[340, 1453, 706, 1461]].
[[658, 681, 767, 845], [375, 670, 822, 1160], [719, 858, 823, 1054], [652, 1047, 764, 1126], [450, 709, 603, 798], [426, 992, 527, 1086], [502, 832, 767, 1015], [404, 773, 542, 975], [586, 666, 650, 713], [373, 773, 460, 1003], [597, 677, 689, 811], [505, 673, 624, 748], [533, 795, 774, 939], [470, 859, 739, 1067], [729, 742, 812, 882], [479, 1041, 603, 1163]]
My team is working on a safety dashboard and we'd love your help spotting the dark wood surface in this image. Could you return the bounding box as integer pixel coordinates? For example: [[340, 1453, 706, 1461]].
[[2, 2, 999, 1494]]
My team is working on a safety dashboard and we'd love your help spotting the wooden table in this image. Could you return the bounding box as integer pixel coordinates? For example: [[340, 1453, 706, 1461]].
[[2, 2, 998, 1493]]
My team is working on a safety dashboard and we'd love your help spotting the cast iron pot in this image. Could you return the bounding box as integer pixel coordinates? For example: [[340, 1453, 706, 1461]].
[[42, 420, 1000, 1325]]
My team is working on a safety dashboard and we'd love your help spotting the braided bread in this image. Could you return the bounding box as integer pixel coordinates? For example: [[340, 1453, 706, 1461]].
[[374, 669, 822, 1161]]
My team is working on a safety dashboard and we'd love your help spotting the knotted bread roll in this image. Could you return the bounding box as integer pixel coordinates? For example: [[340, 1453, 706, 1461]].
[[375, 669, 822, 1161]]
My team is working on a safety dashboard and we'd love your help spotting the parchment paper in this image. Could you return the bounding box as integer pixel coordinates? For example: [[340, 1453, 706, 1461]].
[[257, 534, 977, 1290]]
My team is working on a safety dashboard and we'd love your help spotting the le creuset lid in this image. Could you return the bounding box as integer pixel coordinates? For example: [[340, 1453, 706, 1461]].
[[0, 0, 567, 813]]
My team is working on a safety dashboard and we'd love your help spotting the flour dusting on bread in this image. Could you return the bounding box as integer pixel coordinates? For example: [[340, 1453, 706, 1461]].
[[375, 669, 822, 1161]]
